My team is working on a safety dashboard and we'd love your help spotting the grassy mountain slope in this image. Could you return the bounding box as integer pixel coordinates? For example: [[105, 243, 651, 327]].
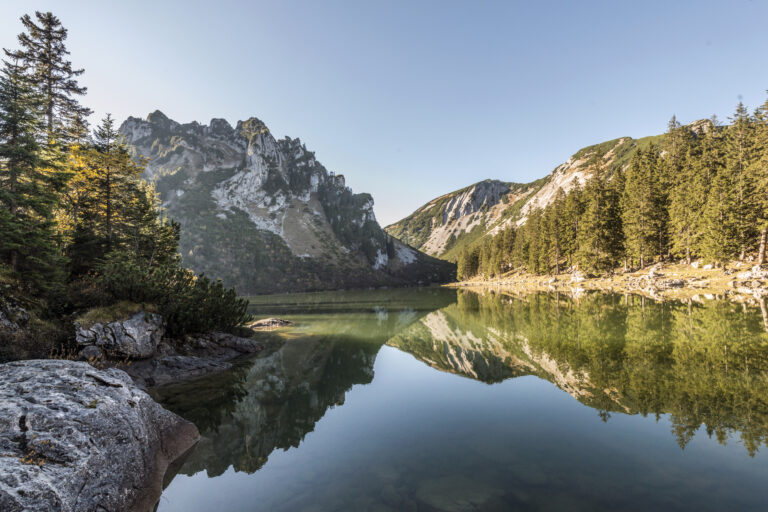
[[386, 130, 674, 261]]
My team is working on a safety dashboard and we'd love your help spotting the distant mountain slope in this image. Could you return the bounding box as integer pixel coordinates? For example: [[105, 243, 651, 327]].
[[386, 132, 673, 260], [120, 111, 454, 294]]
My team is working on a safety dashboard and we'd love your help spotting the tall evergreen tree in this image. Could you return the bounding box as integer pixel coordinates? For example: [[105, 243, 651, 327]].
[[576, 152, 623, 274], [751, 96, 768, 264], [726, 103, 758, 260], [622, 147, 664, 268], [5, 11, 90, 144], [62, 115, 152, 272], [668, 121, 716, 263], [561, 183, 584, 268], [0, 58, 65, 293]]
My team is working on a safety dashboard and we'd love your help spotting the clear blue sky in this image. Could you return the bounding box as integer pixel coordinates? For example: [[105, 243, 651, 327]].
[[2, 1, 767, 225]]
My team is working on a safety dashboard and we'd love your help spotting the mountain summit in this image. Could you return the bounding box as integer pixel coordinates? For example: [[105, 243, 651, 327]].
[[119, 112, 454, 293]]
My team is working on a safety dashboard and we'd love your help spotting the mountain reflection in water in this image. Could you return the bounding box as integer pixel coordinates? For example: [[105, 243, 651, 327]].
[[154, 289, 768, 511]]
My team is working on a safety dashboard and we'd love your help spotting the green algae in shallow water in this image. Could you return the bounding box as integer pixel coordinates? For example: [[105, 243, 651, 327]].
[[155, 289, 768, 512]]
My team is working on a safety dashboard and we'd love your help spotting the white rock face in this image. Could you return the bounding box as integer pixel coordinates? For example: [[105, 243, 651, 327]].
[[119, 111, 455, 292], [121, 112, 370, 255], [0, 360, 198, 512], [388, 137, 636, 257]]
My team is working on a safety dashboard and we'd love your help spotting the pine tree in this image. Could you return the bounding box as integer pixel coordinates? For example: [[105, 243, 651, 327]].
[[562, 183, 584, 269], [726, 103, 758, 260], [62, 115, 148, 272], [622, 147, 664, 268], [668, 121, 715, 263], [751, 96, 768, 264], [576, 152, 623, 274], [5, 11, 90, 144], [701, 167, 739, 265], [0, 58, 65, 293], [542, 189, 565, 274]]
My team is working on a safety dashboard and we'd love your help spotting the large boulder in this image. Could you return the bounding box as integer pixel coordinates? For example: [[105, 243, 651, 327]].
[[0, 360, 199, 511], [75, 310, 165, 359]]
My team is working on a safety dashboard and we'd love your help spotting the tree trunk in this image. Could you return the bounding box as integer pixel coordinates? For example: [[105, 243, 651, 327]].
[[760, 297, 768, 333], [685, 246, 691, 265], [106, 169, 112, 251], [758, 228, 767, 265]]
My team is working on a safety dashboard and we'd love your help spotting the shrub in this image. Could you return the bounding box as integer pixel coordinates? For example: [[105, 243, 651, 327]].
[[91, 254, 249, 337]]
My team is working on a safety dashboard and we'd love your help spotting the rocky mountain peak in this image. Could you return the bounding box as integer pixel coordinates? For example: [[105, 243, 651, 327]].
[[119, 112, 454, 293], [209, 118, 234, 137], [147, 109, 174, 130]]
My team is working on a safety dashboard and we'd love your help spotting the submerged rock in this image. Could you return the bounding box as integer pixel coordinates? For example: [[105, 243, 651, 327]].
[[75, 310, 165, 359], [0, 360, 199, 512], [249, 317, 294, 330]]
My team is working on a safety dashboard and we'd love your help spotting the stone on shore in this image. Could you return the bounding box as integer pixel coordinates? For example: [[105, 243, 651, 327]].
[[0, 360, 199, 512], [75, 310, 165, 360]]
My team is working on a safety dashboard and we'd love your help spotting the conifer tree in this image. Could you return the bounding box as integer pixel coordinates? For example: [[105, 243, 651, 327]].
[[561, 183, 584, 268], [0, 58, 65, 293], [5, 11, 90, 144], [622, 147, 664, 268], [63, 115, 148, 272], [721, 103, 758, 260], [701, 167, 739, 265], [751, 97, 768, 264], [576, 152, 623, 274], [668, 121, 715, 263]]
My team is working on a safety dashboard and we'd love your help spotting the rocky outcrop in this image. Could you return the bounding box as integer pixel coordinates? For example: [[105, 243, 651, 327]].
[[75, 311, 165, 359], [0, 360, 199, 512], [118, 331, 269, 388], [119, 112, 454, 294], [0, 305, 29, 332]]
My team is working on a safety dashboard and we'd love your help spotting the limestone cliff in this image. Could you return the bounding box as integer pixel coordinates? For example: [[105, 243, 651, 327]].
[[120, 111, 454, 294]]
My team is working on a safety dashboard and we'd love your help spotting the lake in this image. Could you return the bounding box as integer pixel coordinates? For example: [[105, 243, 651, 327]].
[[153, 288, 768, 512]]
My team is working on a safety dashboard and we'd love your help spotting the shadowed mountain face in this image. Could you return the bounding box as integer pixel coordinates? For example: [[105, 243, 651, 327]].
[[119, 112, 454, 294]]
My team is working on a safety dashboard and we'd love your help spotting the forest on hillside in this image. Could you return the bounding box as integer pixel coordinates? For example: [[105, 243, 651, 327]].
[[0, 11, 247, 357], [458, 106, 768, 279]]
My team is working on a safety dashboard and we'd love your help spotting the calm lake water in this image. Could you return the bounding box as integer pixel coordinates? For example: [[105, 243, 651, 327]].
[[154, 288, 768, 512]]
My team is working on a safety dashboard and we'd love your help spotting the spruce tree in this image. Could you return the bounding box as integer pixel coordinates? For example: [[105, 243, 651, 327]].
[[576, 152, 623, 274], [5, 11, 90, 144], [562, 183, 584, 269], [63, 115, 146, 272], [668, 122, 714, 263], [0, 58, 64, 293], [724, 103, 758, 260], [701, 167, 739, 265], [751, 96, 768, 264], [622, 147, 664, 268]]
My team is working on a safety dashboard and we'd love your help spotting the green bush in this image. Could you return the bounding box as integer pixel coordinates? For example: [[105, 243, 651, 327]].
[[91, 254, 249, 337]]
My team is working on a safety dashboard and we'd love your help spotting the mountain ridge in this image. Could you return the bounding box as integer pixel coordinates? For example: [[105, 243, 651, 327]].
[[385, 130, 678, 260], [119, 111, 455, 294]]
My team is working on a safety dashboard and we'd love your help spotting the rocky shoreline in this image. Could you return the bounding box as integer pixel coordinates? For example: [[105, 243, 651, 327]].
[[74, 310, 277, 388], [0, 309, 289, 511], [450, 262, 768, 304], [0, 360, 200, 511]]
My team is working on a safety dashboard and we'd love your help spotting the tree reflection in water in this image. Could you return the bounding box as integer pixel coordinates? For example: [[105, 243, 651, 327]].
[[155, 289, 768, 489]]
